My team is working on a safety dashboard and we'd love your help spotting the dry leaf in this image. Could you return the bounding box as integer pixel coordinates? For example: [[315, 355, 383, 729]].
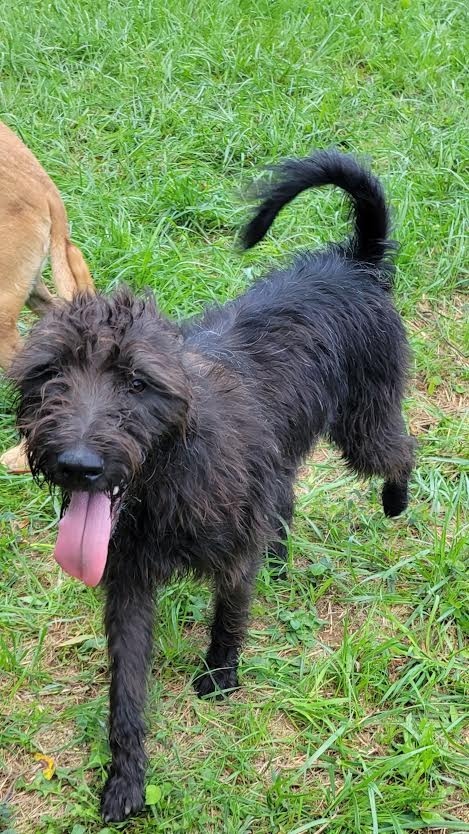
[[34, 753, 56, 780]]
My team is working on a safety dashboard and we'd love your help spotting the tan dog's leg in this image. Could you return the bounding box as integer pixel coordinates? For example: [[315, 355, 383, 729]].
[[0, 329, 22, 370], [0, 307, 29, 473], [0, 444, 29, 473], [0, 219, 49, 474], [27, 278, 54, 315], [0, 304, 23, 368]]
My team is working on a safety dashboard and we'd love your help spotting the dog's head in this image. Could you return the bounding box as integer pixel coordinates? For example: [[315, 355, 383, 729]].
[[9, 288, 190, 585]]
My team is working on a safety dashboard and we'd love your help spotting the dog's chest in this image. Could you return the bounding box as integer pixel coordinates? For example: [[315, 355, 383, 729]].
[[113, 484, 265, 583]]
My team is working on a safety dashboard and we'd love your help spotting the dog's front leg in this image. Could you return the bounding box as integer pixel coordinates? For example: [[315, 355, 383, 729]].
[[101, 580, 154, 823]]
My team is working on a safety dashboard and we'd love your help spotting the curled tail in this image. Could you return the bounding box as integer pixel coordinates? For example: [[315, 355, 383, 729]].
[[242, 149, 395, 277], [48, 192, 94, 300]]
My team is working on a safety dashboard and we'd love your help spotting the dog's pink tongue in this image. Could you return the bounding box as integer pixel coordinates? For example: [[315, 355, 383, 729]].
[[54, 492, 112, 587]]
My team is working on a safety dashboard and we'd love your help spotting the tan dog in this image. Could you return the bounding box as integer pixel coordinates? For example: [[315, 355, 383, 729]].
[[0, 120, 94, 472]]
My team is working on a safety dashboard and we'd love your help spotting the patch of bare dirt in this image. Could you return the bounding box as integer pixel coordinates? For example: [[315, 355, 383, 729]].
[[315, 599, 368, 647], [0, 747, 68, 834]]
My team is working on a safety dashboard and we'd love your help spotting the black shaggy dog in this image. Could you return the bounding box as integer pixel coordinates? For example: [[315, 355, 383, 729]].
[[10, 150, 415, 821]]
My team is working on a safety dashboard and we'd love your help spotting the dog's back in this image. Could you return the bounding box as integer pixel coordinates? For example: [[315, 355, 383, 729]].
[[188, 150, 414, 515]]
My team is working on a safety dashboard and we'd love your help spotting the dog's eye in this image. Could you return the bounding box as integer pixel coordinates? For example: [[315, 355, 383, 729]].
[[130, 378, 146, 393]]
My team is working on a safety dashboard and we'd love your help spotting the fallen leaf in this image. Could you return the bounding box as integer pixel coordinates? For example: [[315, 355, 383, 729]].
[[34, 753, 56, 780], [58, 633, 96, 647]]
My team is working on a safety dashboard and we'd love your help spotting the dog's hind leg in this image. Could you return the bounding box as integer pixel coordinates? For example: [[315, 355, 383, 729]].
[[268, 484, 294, 579], [1, 280, 50, 473], [194, 565, 258, 698], [101, 578, 155, 823], [268, 526, 290, 580], [330, 404, 415, 518], [26, 277, 54, 315], [0, 294, 29, 473], [0, 218, 49, 473], [2, 279, 52, 474], [0, 213, 49, 368], [0, 302, 24, 370], [381, 470, 414, 518]]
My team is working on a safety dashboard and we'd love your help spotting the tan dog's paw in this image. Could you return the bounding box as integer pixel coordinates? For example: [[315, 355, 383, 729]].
[[0, 442, 30, 473]]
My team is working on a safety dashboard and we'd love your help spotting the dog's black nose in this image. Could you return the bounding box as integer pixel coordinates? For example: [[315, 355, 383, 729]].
[[57, 446, 105, 482]]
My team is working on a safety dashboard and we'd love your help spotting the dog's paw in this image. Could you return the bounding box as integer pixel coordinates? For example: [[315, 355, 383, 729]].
[[0, 442, 29, 474], [194, 666, 239, 699], [101, 774, 144, 823], [382, 480, 409, 517]]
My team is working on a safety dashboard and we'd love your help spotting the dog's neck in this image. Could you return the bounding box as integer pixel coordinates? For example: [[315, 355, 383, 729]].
[[136, 346, 258, 481]]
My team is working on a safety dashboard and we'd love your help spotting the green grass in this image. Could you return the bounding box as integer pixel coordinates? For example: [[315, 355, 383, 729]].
[[0, 1, 468, 832]]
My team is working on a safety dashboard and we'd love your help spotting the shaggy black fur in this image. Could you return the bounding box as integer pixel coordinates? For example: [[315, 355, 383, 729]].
[[10, 150, 415, 822]]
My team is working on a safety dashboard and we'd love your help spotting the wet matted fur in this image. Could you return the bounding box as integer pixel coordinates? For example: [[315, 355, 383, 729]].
[[10, 150, 415, 822]]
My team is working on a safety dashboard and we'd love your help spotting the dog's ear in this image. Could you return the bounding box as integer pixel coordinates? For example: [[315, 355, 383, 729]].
[[125, 341, 191, 433], [7, 297, 80, 393], [7, 323, 58, 393]]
